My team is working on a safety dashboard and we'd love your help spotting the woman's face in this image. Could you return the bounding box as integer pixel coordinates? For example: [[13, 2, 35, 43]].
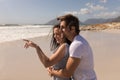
[[53, 27, 62, 44]]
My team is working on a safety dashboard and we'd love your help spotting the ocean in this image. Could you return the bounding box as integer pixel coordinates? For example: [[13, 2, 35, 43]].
[[0, 25, 53, 43]]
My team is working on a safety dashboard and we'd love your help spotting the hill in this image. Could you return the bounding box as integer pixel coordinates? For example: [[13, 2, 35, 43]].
[[45, 16, 120, 25], [45, 18, 59, 25], [80, 22, 120, 31], [45, 18, 84, 25], [83, 16, 120, 25]]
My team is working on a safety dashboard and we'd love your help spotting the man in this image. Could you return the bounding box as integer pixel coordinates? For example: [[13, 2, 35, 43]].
[[48, 14, 97, 80]]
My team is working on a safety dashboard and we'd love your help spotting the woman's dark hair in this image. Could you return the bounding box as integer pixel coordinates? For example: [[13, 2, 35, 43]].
[[50, 24, 71, 51], [50, 24, 60, 51]]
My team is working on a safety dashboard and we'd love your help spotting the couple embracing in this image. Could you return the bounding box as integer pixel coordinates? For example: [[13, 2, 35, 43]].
[[23, 14, 97, 80]]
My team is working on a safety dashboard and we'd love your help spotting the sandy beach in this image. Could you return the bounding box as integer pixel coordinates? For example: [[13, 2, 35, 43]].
[[0, 30, 120, 80], [81, 30, 120, 80], [0, 36, 52, 80]]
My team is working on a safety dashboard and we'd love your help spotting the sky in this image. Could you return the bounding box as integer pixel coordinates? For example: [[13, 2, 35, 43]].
[[0, 0, 120, 24]]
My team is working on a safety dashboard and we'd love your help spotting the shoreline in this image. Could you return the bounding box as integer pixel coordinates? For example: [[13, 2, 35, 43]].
[[0, 34, 51, 44], [0, 28, 120, 44], [101, 29, 120, 34]]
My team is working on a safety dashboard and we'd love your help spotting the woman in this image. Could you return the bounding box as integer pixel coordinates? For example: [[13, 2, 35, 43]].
[[23, 24, 71, 80]]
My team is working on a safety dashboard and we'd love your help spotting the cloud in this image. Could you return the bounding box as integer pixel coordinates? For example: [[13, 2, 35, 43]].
[[63, 2, 108, 17], [86, 3, 107, 11], [79, 8, 91, 15], [64, 11, 78, 15], [100, 0, 107, 3], [64, 8, 91, 15], [94, 11, 120, 18]]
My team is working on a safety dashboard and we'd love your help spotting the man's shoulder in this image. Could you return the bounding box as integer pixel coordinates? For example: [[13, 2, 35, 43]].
[[71, 38, 83, 47]]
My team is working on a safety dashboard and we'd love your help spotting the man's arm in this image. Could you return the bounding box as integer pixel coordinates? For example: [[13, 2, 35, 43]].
[[48, 57, 80, 78]]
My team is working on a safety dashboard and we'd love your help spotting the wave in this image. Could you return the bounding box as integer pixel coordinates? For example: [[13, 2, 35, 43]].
[[0, 24, 53, 27], [0, 25, 52, 43]]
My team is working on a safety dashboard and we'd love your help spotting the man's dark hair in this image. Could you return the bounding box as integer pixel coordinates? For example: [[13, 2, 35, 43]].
[[57, 14, 80, 34]]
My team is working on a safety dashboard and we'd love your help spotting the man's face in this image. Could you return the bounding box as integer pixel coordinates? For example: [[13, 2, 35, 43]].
[[60, 21, 70, 38]]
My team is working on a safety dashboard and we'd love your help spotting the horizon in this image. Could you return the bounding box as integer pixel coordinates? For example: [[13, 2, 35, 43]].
[[0, 15, 119, 25], [0, 0, 120, 24]]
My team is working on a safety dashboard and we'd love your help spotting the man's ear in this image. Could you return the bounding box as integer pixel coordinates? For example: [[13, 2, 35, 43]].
[[70, 26, 76, 34], [71, 26, 75, 30]]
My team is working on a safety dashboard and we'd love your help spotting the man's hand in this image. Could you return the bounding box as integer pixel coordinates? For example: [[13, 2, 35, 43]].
[[47, 66, 54, 77]]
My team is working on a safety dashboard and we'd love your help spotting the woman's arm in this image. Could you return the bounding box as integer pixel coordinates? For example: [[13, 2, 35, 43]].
[[23, 39, 66, 68]]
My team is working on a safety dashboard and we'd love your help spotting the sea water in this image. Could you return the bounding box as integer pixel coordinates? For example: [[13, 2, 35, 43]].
[[0, 25, 53, 43]]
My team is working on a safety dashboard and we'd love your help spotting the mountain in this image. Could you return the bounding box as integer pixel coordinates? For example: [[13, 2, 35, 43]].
[[45, 16, 120, 25], [112, 16, 120, 22], [45, 18, 84, 25], [45, 18, 59, 25], [83, 16, 120, 25], [83, 18, 108, 25]]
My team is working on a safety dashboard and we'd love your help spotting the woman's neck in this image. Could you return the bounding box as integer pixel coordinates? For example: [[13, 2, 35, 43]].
[[59, 41, 65, 45]]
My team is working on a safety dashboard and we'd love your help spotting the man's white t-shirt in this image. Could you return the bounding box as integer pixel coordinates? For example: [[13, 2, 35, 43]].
[[70, 35, 97, 80]]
